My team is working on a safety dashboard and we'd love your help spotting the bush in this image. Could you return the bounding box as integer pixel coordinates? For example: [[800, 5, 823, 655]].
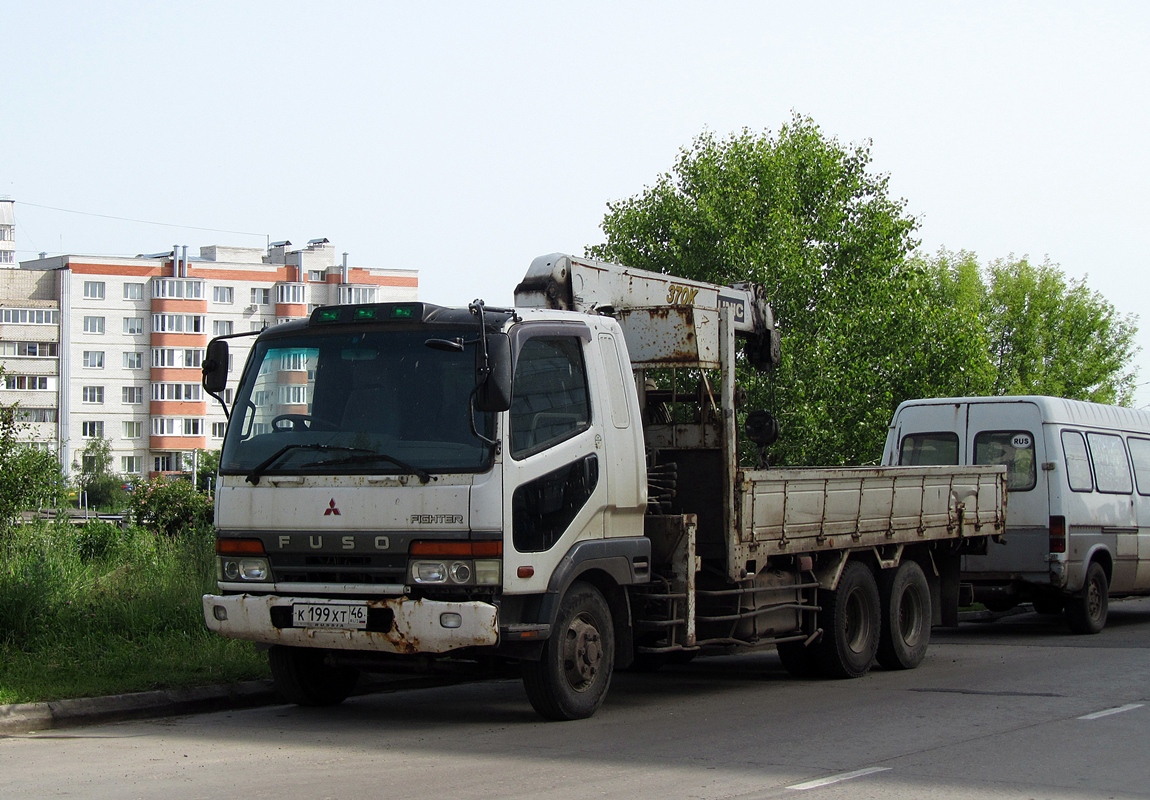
[[128, 477, 214, 537]]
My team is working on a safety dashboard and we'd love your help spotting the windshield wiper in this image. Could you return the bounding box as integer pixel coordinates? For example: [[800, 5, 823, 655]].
[[246, 444, 377, 485], [303, 452, 432, 484]]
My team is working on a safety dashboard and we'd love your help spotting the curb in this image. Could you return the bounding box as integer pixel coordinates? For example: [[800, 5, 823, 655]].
[[0, 680, 278, 736]]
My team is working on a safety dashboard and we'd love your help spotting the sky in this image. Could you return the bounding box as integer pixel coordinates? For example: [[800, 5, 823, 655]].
[[4, 2, 1149, 407]]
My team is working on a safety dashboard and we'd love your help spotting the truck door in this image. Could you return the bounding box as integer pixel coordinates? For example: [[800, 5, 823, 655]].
[[501, 327, 607, 594], [965, 401, 1047, 580]]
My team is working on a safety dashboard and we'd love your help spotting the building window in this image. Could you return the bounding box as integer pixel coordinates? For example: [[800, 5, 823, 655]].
[[1, 309, 58, 324], [124, 283, 145, 300], [152, 418, 177, 436], [123, 421, 142, 439], [152, 348, 178, 368], [152, 313, 205, 333], [15, 407, 56, 423], [250, 321, 267, 332], [279, 385, 308, 405], [122, 386, 143, 404], [82, 350, 105, 368], [81, 420, 104, 438], [123, 317, 144, 335], [152, 383, 202, 401], [4, 375, 49, 390], [183, 418, 204, 435], [250, 288, 270, 305], [152, 279, 204, 299], [280, 352, 309, 371], [213, 319, 233, 337], [307, 270, 325, 282], [121, 456, 142, 474], [153, 453, 182, 472], [83, 281, 106, 300], [211, 421, 227, 438], [0, 341, 59, 357], [184, 349, 204, 368], [123, 351, 143, 369], [213, 286, 234, 304], [276, 283, 306, 304], [338, 286, 377, 305], [83, 316, 105, 334], [82, 386, 104, 403], [0, 225, 12, 241]]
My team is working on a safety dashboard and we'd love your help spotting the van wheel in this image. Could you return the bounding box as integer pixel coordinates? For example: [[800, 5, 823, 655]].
[[1065, 562, 1108, 634], [268, 646, 359, 706], [876, 560, 931, 670], [523, 581, 615, 720], [817, 562, 880, 678]]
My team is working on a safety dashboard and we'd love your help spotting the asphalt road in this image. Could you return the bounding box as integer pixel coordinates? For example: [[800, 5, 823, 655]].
[[2, 597, 1149, 800]]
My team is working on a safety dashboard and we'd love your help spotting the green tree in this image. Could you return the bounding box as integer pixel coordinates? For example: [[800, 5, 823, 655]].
[[74, 437, 124, 510], [128, 476, 213, 537], [0, 390, 66, 530], [590, 116, 923, 465], [195, 449, 220, 494]]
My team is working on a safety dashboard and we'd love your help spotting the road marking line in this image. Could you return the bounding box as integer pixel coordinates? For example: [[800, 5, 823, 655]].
[[1078, 703, 1144, 720], [787, 767, 891, 791]]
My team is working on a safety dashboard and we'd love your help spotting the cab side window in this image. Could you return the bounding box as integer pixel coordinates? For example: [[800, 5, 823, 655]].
[[509, 336, 591, 459], [974, 430, 1036, 491]]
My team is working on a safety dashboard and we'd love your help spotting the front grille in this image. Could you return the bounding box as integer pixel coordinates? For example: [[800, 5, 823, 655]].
[[269, 553, 406, 585]]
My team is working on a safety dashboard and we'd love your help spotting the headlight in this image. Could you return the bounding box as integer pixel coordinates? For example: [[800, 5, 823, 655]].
[[218, 556, 271, 582], [412, 561, 448, 583]]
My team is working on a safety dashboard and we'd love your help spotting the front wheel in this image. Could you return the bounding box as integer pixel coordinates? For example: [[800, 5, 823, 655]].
[[1065, 562, 1109, 634], [523, 581, 615, 720], [876, 560, 931, 670], [817, 561, 881, 679], [268, 646, 359, 706]]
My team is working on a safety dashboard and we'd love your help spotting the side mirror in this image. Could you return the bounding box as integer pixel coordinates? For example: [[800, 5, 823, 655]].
[[202, 339, 230, 394], [475, 333, 512, 412]]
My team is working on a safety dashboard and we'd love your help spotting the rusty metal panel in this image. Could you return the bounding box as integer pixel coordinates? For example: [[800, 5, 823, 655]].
[[202, 594, 498, 654]]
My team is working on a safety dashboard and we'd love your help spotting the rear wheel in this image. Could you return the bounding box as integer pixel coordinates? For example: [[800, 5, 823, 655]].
[[876, 560, 931, 670], [268, 646, 359, 706], [523, 581, 615, 720], [817, 561, 881, 678], [1065, 562, 1109, 634]]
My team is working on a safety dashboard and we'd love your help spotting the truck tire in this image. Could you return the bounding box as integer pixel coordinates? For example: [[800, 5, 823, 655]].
[[1065, 561, 1109, 635], [268, 646, 359, 706], [523, 581, 615, 720], [817, 561, 880, 679], [776, 640, 819, 678], [876, 560, 931, 670]]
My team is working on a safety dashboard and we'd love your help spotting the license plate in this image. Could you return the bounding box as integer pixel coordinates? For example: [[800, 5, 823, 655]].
[[292, 603, 368, 629]]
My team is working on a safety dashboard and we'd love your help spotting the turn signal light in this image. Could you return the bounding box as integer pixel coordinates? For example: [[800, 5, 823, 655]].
[[217, 538, 265, 555]]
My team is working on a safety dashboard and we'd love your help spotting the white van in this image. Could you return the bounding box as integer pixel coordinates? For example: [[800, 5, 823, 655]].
[[882, 396, 1150, 633]]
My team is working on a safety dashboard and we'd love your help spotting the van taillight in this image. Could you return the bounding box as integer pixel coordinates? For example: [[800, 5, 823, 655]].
[[1049, 516, 1066, 554]]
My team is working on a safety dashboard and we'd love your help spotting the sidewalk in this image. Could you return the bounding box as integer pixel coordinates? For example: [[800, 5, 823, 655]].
[[0, 680, 280, 736]]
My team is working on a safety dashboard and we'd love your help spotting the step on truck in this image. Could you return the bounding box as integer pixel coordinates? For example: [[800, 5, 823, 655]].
[[202, 253, 1006, 720]]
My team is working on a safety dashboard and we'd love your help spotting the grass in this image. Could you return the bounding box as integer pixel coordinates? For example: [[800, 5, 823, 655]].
[[0, 519, 268, 705]]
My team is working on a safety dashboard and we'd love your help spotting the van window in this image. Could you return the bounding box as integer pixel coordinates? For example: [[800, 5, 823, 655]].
[[974, 430, 1036, 491], [1088, 433, 1133, 494], [1060, 430, 1093, 492], [898, 432, 959, 466], [1129, 437, 1150, 496]]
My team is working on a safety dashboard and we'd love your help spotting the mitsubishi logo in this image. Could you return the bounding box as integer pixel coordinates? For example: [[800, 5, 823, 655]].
[[324, 498, 341, 516]]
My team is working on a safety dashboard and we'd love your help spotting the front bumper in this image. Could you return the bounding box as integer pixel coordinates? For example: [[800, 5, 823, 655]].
[[203, 593, 499, 654]]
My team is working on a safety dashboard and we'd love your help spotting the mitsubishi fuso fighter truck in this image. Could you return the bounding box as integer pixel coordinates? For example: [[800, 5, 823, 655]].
[[202, 253, 1006, 720]]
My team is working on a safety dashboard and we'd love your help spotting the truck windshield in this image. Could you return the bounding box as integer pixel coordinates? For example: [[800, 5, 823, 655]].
[[219, 326, 495, 477]]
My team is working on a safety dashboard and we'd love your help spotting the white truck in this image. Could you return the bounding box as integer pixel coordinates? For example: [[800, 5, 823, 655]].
[[201, 253, 1006, 720]]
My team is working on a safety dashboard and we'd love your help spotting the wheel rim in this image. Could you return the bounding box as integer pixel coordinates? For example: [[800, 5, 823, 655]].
[[1086, 575, 1104, 620], [562, 612, 603, 692], [844, 588, 872, 654], [898, 584, 924, 646]]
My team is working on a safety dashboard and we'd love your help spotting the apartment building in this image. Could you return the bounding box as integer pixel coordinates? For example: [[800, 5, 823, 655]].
[[0, 200, 14, 267], [3, 239, 417, 478]]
